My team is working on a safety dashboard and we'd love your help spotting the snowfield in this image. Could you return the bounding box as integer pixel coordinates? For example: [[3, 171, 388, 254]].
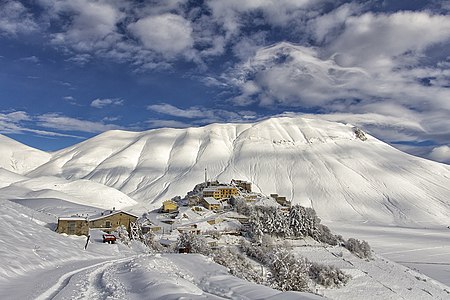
[[1, 116, 450, 299]]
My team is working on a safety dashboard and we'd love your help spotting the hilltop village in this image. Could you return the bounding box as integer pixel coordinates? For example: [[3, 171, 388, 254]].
[[54, 177, 378, 295], [56, 178, 292, 249]]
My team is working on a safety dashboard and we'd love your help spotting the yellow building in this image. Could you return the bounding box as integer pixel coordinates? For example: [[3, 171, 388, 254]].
[[202, 185, 239, 200], [202, 197, 221, 211], [56, 217, 89, 236], [162, 200, 178, 212], [89, 210, 138, 233]]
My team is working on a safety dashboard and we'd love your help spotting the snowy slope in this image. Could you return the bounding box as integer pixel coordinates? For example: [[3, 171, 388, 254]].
[[0, 198, 320, 300], [27, 116, 450, 225], [0, 134, 50, 174], [0, 167, 28, 188], [0, 176, 137, 210]]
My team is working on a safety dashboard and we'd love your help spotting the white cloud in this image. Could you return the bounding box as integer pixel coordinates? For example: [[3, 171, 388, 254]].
[[146, 119, 192, 129], [91, 98, 123, 108], [147, 103, 258, 124], [19, 56, 40, 63], [0, 1, 39, 35], [207, 0, 319, 38], [325, 11, 450, 69], [308, 3, 363, 43], [128, 14, 194, 57], [49, 0, 123, 52], [37, 113, 121, 133], [228, 42, 369, 107], [0, 111, 79, 138], [429, 145, 450, 163], [147, 103, 202, 118]]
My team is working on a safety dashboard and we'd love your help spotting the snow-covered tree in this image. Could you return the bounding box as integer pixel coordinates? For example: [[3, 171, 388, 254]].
[[309, 262, 351, 287], [176, 233, 210, 254], [344, 238, 372, 259], [213, 248, 263, 284], [288, 205, 320, 238], [230, 196, 252, 216], [268, 247, 309, 292], [115, 225, 131, 246]]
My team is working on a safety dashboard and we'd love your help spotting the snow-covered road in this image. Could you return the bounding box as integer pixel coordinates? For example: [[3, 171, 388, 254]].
[[1, 253, 320, 300]]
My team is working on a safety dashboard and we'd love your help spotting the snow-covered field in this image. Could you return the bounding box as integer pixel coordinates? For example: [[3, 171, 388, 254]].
[[1, 116, 450, 299], [330, 221, 450, 287]]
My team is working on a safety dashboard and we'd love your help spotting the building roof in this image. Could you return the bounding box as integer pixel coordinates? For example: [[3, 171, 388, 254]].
[[163, 199, 177, 204], [217, 185, 237, 190], [203, 197, 220, 205], [58, 217, 87, 221], [204, 185, 237, 193], [89, 210, 139, 221]]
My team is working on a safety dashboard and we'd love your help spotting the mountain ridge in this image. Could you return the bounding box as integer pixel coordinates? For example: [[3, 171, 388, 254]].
[[15, 116, 449, 226]]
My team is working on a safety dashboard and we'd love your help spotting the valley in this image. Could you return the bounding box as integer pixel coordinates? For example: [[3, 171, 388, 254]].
[[1, 116, 450, 299]]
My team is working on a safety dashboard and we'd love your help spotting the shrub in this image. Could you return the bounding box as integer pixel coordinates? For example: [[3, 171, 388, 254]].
[[344, 238, 372, 259], [176, 233, 210, 254], [316, 224, 339, 245], [268, 247, 310, 292], [309, 262, 351, 287], [213, 248, 263, 284]]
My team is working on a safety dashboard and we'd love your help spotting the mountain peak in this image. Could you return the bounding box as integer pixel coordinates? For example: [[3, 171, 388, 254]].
[[20, 116, 450, 226]]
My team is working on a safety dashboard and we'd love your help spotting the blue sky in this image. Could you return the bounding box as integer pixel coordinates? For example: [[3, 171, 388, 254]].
[[1, 0, 450, 163]]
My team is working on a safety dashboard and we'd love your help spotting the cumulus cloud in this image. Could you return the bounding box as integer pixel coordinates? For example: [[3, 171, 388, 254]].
[[227, 43, 369, 107], [325, 11, 450, 69], [429, 145, 450, 163], [47, 0, 123, 52], [128, 14, 194, 57], [0, 0, 39, 35], [91, 98, 123, 108]]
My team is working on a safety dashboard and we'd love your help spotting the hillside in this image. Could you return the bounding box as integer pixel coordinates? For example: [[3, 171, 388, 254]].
[[25, 116, 450, 225], [0, 176, 138, 210], [0, 134, 50, 174]]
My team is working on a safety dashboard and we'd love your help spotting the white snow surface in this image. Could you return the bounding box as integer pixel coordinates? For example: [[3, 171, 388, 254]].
[[0, 134, 51, 174], [0, 175, 137, 210], [0, 197, 319, 300], [0, 167, 28, 188], [26, 116, 450, 225]]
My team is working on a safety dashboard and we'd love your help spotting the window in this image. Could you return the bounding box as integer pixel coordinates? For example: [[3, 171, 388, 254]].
[[68, 221, 76, 234], [105, 221, 111, 228]]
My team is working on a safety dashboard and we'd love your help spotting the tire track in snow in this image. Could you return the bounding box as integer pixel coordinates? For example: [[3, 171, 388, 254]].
[[35, 256, 135, 300]]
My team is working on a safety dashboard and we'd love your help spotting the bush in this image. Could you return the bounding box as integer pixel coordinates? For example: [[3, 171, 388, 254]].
[[268, 247, 310, 292], [176, 233, 210, 254], [240, 239, 271, 264], [344, 238, 372, 259], [213, 248, 263, 284], [316, 224, 339, 245], [309, 262, 351, 287]]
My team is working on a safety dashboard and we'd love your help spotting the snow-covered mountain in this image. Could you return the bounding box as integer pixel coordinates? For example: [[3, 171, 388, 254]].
[[0, 134, 50, 174], [20, 116, 450, 225]]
